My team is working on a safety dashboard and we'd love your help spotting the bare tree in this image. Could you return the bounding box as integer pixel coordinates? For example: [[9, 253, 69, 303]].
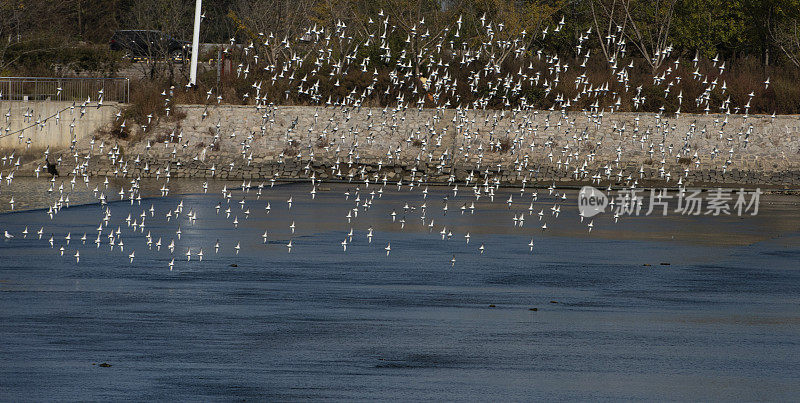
[[589, 0, 628, 62], [126, 0, 193, 83], [0, 0, 70, 74], [620, 0, 678, 72], [464, 0, 562, 67], [590, 0, 676, 71], [231, 0, 317, 67], [0, 0, 23, 73], [384, 0, 460, 79], [771, 15, 800, 68]]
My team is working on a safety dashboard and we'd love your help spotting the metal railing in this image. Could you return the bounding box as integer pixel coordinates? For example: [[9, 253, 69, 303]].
[[0, 77, 130, 103]]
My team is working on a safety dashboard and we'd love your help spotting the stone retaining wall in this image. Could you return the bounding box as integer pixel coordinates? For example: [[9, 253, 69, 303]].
[[46, 104, 800, 188]]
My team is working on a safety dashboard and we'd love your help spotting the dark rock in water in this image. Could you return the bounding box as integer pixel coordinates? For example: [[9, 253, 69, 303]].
[[549, 300, 558, 304], [660, 262, 671, 265], [230, 263, 238, 267], [529, 308, 538, 311], [98, 363, 112, 367]]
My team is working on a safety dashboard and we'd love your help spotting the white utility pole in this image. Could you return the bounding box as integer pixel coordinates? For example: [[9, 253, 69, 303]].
[[189, 0, 202, 86]]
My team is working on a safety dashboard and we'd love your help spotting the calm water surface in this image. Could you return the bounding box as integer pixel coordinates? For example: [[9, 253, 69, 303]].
[[1, 179, 799, 400]]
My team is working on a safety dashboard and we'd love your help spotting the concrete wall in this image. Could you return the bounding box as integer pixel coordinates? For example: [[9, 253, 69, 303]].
[[0, 101, 120, 152]]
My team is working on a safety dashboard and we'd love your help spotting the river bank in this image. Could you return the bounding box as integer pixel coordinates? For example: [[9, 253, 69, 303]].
[[6, 104, 800, 189]]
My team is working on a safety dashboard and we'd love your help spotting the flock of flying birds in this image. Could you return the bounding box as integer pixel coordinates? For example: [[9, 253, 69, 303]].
[[0, 158, 580, 269], [0, 10, 783, 268]]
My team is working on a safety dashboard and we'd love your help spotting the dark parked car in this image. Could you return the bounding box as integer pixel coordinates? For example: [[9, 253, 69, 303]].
[[110, 30, 190, 61]]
